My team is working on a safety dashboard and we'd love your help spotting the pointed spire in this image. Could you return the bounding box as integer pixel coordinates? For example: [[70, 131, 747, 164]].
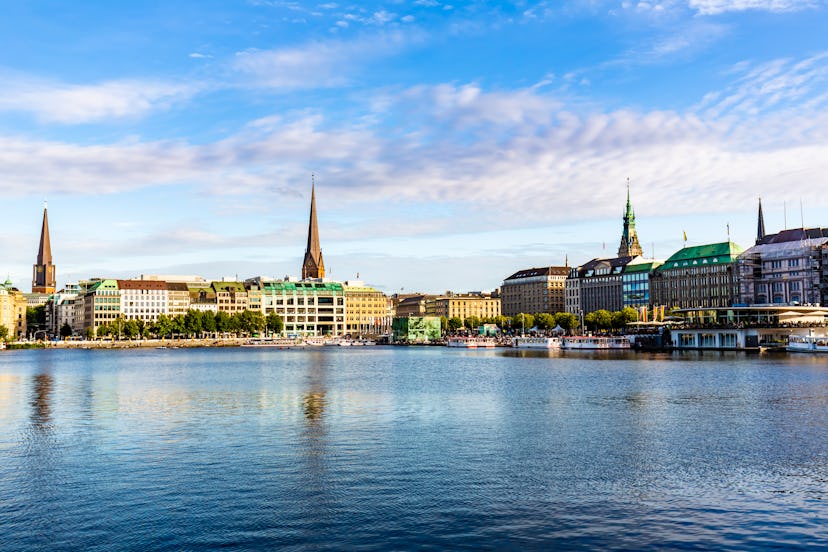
[[302, 175, 325, 279], [756, 196, 766, 244], [618, 179, 643, 258], [32, 203, 56, 293]]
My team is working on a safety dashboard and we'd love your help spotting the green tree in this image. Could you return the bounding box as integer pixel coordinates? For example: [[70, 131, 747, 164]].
[[215, 311, 231, 333], [266, 312, 284, 335], [0, 325, 8, 341], [447, 316, 463, 332], [553, 312, 578, 333], [592, 309, 613, 331], [184, 310, 203, 337], [493, 315, 511, 332], [172, 315, 186, 337], [123, 319, 140, 340], [228, 312, 242, 335], [439, 316, 448, 334], [60, 323, 72, 338], [239, 310, 265, 335], [84, 327, 95, 340], [153, 314, 174, 338], [201, 311, 217, 335], [97, 323, 113, 338], [464, 316, 481, 331], [534, 313, 555, 331], [513, 313, 534, 333]]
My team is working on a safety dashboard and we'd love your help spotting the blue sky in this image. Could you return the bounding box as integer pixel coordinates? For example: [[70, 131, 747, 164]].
[[2, 0, 828, 294]]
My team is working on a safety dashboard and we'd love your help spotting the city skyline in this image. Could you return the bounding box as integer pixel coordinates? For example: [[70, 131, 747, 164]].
[[1, 1, 828, 293]]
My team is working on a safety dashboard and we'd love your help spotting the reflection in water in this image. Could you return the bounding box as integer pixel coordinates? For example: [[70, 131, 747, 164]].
[[30, 373, 54, 431], [299, 353, 334, 538]]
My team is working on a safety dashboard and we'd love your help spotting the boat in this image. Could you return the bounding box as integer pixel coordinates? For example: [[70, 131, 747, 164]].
[[446, 337, 496, 349], [242, 338, 306, 348], [561, 336, 631, 350], [787, 334, 828, 353], [512, 336, 562, 349]]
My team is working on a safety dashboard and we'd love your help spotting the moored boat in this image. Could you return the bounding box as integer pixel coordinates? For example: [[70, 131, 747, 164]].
[[512, 336, 562, 349], [561, 336, 630, 350], [446, 337, 496, 349], [787, 334, 828, 353], [242, 338, 306, 348]]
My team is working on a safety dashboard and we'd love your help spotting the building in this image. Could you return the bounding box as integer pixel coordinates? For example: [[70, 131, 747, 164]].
[[617, 182, 643, 258], [425, 292, 501, 322], [501, 266, 568, 316], [80, 279, 121, 336], [343, 280, 392, 336], [46, 283, 81, 336], [568, 256, 639, 314], [302, 182, 326, 280], [392, 316, 441, 343], [622, 258, 663, 308], [32, 204, 56, 295], [650, 242, 743, 309], [118, 279, 169, 323], [737, 201, 828, 306], [393, 294, 434, 317], [260, 279, 346, 336], [0, 277, 28, 339], [212, 281, 249, 313], [189, 283, 218, 313], [167, 282, 191, 317]]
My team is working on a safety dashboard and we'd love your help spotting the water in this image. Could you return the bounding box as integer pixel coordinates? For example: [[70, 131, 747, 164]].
[[1, 347, 826, 550]]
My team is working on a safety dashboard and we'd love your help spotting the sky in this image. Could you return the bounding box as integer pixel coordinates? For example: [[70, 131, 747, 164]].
[[1, 0, 828, 294]]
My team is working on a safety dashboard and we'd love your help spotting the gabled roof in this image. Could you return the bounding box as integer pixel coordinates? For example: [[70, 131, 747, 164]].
[[505, 266, 569, 280], [756, 227, 828, 245], [576, 256, 636, 278], [117, 279, 167, 290], [658, 241, 742, 271]]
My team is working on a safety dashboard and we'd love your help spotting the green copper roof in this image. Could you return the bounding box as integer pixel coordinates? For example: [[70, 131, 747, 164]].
[[658, 241, 743, 271], [624, 261, 662, 274], [264, 281, 344, 293], [211, 281, 246, 293]]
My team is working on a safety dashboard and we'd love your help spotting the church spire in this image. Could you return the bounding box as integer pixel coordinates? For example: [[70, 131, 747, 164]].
[[756, 196, 766, 244], [302, 176, 325, 279], [617, 179, 643, 258], [32, 202, 56, 294]]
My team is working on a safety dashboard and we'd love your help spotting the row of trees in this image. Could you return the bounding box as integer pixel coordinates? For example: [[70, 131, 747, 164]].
[[83, 309, 284, 340], [439, 308, 642, 335]]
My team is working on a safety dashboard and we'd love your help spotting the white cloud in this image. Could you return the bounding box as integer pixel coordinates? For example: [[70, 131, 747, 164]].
[[232, 32, 411, 89], [688, 0, 819, 14], [0, 72, 199, 124]]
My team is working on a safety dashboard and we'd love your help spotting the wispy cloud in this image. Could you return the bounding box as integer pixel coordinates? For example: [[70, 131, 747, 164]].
[[231, 32, 413, 89], [688, 0, 821, 15], [0, 71, 199, 124]]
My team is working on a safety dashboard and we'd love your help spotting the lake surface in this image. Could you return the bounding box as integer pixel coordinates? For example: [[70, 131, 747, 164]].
[[1, 347, 826, 550]]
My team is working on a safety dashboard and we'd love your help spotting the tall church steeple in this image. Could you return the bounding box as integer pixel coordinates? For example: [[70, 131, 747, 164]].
[[301, 177, 325, 279], [756, 197, 766, 244], [32, 202, 56, 294], [617, 179, 643, 258]]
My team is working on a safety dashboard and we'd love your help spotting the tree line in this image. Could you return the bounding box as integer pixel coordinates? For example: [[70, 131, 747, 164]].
[[440, 307, 641, 335], [77, 309, 284, 340]]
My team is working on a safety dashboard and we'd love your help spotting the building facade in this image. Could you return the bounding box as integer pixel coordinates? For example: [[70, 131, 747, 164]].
[[622, 259, 662, 308], [737, 228, 828, 306], [501, 266, 568, 316], [425, 293, 501, 321], [118, 280, 169, 323], [261, 280, 346, 336], [650, 242, 743, 309], [343, 281, 391, 336], [0, 278, 27, 339], [80, 279, 121, 335], [569, 256, 638, 314]]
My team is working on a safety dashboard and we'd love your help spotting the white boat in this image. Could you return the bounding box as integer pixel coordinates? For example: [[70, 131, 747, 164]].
[[787, 334, 828, 353], [446, 337, 496, 349], [242, 338, 305, 348], [512, 336, 562, 349], [561, 336, 631, 350]]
